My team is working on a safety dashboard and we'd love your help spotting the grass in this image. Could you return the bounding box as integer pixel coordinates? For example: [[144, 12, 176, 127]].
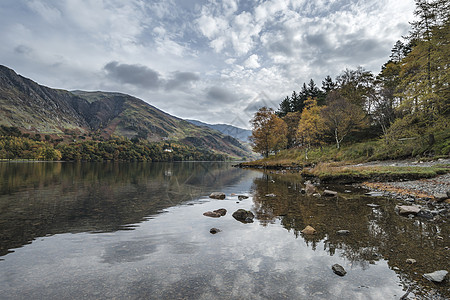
[[240, 130, 450, 182], [241, 128, 450, 169]]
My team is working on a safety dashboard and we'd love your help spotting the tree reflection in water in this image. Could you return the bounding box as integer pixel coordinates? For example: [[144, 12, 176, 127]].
[[251, 171, 449, 299]]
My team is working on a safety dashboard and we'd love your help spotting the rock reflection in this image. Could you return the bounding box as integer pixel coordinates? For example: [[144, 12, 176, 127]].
[[251, 171, 450, 299]]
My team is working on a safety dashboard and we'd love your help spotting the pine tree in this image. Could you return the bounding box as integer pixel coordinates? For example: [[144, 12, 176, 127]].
[[277, 96, 292, 117]]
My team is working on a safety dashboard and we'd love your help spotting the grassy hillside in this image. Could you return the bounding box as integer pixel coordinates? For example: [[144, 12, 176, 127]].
[[0, 65, 254, 160], [242, 130, 450, 168]]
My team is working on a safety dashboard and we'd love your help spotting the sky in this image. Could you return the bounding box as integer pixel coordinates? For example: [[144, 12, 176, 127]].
[[0, 0, 416, 129]]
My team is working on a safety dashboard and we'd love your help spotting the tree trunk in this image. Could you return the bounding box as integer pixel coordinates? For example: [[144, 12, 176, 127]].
[[335, 128, 340, 149]]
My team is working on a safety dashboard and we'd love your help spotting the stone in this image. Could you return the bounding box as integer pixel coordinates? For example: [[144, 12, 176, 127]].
[[423, 270, 448, 283], [209, 192, 226, 199], [434, 193, 448, 202], [323, 190, 338, 197], [213, 208, 227, 216], [210, 228, 221, 234], [406, 258, 416, 264], [365, 191, 384, 197], [417, 210, 433, 219], [313, 193, 321, 198], [396, 205, 421, 215], [367, 203, 380, 208], [305, 182, 317, 195], [232, 209, 255, 223], [265, 193, 276, 197], [238, 195, 249, 200], [203, 211, 221, 218], [301, 225, 316, 235], [337, 230, 350, 235], [332, 264, 347, 276]]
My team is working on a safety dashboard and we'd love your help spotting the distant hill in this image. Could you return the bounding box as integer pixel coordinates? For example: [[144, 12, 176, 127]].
[[0, 65, 253, 159], [187, 119, 252, 143]]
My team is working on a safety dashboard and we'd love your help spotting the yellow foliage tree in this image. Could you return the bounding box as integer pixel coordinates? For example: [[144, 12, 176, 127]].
[[321, 91, 368, 149], [297, 98, 324, 158], [250, 107, 288, 158]]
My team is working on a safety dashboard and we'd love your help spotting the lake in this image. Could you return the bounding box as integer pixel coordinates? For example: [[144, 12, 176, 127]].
[[0, 162, 448, 299]]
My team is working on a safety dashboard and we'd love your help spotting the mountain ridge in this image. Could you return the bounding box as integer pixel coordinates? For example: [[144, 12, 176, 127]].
[[0, 65, 253, 159], [186, 119, 252, 143]]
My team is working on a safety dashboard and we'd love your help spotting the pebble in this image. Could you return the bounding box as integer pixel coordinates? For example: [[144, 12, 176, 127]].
[[423, 270, 448, 283], [332, 264, 347, 276], [210, 228, 221, 234]]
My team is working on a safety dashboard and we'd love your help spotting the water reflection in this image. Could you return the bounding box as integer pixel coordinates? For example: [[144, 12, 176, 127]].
[[0, 164, 448, 299], [251, 171, 450, 299], [0, 162, 246, 256]]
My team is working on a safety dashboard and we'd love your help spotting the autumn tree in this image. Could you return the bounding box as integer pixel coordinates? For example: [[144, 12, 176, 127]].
[[398, 0, 449, 118], [282, 111, 302, 149], [250, 107, 288, 158], [297, 98, 324, 158], [336, 67, 375, 111], [321, 91, 368, 149], [386, 0, 449, 145]]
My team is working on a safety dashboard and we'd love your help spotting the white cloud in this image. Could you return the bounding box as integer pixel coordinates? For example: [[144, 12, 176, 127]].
[[244, 54, 260, 69], [0, 0, 416, 127]]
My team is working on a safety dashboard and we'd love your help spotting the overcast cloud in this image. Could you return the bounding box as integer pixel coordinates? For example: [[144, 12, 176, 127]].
[[0, 0, 415, 128]]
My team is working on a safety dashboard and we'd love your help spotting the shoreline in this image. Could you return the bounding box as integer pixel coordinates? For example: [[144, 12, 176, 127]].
[[237, 158, 450, 202]]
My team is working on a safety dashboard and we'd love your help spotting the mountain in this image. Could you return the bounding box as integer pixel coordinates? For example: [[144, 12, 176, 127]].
[[187, 119, 252, 143], [0, 65, 252, 159]]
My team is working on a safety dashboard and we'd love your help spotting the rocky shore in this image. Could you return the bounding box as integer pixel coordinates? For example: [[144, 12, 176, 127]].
[[357, 159, 450, 201]]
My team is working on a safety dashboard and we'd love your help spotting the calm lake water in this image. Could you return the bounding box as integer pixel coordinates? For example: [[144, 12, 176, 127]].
[[0, 162, 448, 299]]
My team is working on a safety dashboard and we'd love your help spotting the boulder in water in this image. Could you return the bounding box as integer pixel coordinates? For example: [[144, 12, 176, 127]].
[[232, 209, 254, 223], [209, 192, 226, 199]]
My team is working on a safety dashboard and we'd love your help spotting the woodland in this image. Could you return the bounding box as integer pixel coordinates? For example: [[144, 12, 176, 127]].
[[250, 0, 449, 161]]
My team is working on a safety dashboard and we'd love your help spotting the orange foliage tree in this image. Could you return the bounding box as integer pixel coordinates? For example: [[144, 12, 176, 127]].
[[250, 107, 287, 158]]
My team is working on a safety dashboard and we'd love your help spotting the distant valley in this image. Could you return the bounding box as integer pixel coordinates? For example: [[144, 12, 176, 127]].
[[187, 119, 252, 143]]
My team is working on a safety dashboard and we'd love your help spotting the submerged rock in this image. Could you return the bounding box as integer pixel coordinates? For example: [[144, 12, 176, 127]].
[[305, 182, 317, 195], [232, 209, 254, 223], [204, 208, 227, 217], [238, 195, 249, 200], [203, 211, 221, 218], [214, 208, 227, 216], [365, 191, 384, 197], [209, 192, 226, 199], [301, 225, 316, 235], [210, 228, 221, 234], [396, 205, 421, 215], [423, 270, 448, 283], [337, 230, 350, 235], [332, 264, 347, 276], [323, 190, 338, 197]]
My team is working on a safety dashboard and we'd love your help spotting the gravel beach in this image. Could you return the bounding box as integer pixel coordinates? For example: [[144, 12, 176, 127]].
[[358, 159, 450, 200]]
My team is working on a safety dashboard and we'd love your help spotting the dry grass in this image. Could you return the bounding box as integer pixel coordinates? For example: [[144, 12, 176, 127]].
[[301, 163, 449, 182]]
